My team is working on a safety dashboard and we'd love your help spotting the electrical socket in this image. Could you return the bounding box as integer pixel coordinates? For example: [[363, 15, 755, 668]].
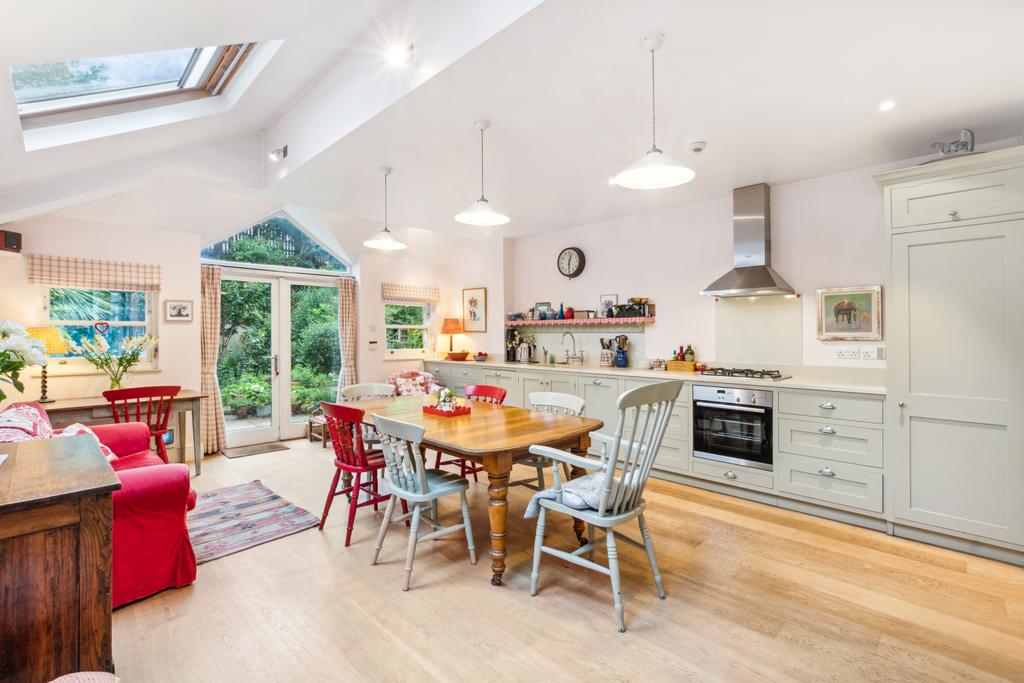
[[835, 348, 859, 360], [860, 346, 885, 360]]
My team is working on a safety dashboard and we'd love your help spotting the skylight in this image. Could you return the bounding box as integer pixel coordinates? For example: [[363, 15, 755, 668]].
[[10, 44, 254, 116]]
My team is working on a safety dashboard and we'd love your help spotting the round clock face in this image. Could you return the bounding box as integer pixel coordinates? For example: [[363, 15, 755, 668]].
[[557, 247, 586, 278]]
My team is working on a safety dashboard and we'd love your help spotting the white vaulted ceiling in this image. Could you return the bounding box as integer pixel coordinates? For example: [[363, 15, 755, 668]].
[[2, 0, 1023, 246]]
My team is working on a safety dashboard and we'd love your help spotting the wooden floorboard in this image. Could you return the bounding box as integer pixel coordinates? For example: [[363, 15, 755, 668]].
[[112, 439, 1024, 682]]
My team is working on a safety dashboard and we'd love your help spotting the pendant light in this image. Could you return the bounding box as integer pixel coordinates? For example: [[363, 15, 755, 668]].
[[363, 166, 408, 251], [611, 34, 695, 190], [454, 119, 510, 226]]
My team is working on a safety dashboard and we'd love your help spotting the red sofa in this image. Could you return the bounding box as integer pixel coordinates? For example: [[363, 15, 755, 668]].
[[0, 402, 197, 607]]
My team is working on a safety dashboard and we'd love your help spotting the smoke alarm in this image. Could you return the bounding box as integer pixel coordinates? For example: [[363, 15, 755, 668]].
[[689, 141, 707, 154]]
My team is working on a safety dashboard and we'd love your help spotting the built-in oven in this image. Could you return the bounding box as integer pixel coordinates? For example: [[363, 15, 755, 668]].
[[692, 385, 773, 471]]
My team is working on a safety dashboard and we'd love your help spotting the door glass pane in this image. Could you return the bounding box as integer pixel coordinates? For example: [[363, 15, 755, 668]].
[[218, 280, 273, 432], [289, 284, 340, 424]]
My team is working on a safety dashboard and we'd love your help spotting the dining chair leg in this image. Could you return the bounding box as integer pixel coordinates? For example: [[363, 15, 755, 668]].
[[606, 529, 625, 632], [372, 495, 397, 566], [534, 464, 546, 491], [371, 470, 380, 511], [433, 451, 442, 469], [319, 467, 342, 530], [403, 504, 422, 591], [344, 472, 362, 547], [529, 507, 547, 596], [460, 491, 477, 565], [587, 523, 595, 561], [638, 512, 666, 599]]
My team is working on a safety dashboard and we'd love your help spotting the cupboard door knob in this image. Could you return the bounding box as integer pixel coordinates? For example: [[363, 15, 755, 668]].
[[724, 470, 737, 480], [593, 379, 602, 386], [818, 467, 836, 477], [819, 401, 836, 410], [818, 425, 836, 435], [898, 401, 905, 408], [949, 210, 960, 220]]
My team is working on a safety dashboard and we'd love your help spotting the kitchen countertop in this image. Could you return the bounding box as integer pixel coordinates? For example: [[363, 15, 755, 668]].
[[427, 358, 886, 395]]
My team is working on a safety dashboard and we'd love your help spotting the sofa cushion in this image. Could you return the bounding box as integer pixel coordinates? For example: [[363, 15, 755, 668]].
[[56, 423, 117, 460], [0, 402, 52, 443], [109, 451, 165, 471]]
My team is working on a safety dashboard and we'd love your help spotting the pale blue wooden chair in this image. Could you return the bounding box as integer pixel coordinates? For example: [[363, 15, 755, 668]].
[[526, 380, 683, 632], [370, 414, 477, 591], [509, 392, 586, 492]]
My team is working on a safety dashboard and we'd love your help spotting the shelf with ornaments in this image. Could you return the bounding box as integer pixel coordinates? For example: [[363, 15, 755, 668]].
[[504, 316, 655, 328]]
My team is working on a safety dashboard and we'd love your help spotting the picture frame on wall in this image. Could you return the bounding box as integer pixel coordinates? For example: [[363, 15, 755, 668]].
[[598, 294, 618, 318], [462, 287, 487, 333], [164, 299, 194, 323], [817, 286, 882, 340]]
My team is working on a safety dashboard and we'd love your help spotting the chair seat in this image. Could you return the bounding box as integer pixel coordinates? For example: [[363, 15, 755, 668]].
[[335, 449, 386, 473], [309, 415, 327, 426], [389, 468, 470, 503], [537, 496, 646, 527]]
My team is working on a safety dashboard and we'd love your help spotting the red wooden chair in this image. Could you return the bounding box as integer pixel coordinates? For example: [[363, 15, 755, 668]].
[[433, 384, 507, 481], [103, 385, 181, 464], [319, 402, 395, 546]]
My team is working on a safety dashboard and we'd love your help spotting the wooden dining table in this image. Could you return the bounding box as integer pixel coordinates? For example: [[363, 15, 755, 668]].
[[340, 394, 603, 586]]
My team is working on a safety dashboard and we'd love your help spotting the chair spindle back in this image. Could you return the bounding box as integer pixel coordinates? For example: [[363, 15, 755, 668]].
[[529, 391, 585, 416], [320, 402, 374, 468], [374, 414, 429, 495], [103, 385, 180, 432], [463, 384, 507, 405]]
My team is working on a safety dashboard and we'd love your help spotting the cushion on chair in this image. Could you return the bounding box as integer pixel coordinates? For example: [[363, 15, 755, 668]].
[[523, 471, 641, 519], [0, 401, 53, 443], [109, 451, 166, 471], [55, 423, 117, 460]]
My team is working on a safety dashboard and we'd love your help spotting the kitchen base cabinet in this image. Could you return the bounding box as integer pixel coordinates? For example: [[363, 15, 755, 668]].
[[691, 459, 774, 492], [578, 375, 621, 455], [653, 438, 688, 474], [776, 452, 883, 514], [520, 371, 577, 404], [481, 368, 521, 407]]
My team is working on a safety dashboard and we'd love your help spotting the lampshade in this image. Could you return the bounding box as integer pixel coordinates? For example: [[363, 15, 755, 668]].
[[454, 198, 510, 226], [612, 148, 695, 190], [26, 326, 67, 355], [363, 227, 407, 251], [441, 318, 463, 335]]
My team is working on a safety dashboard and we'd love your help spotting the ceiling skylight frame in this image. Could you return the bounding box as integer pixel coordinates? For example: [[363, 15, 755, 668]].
[[12, 44, 255, 118]]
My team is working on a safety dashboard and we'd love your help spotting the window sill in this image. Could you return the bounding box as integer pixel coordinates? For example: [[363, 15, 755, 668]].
[[382, 353, 429, 362], [29, 365, 161, 379]]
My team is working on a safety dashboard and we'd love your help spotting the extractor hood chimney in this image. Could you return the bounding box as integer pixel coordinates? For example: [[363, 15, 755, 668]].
[[700, 183, 794, 297]]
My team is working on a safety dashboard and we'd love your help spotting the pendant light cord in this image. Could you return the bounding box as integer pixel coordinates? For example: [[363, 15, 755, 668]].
[[479, 128, 486, 200], [383, 171, 389, 231], [650, 48, 657, 151]]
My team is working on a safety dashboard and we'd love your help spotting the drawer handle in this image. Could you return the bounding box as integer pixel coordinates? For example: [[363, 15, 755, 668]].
[[593, 379, 602, 386], [818, 425, 836, 435], [817, 467, 836, 477], [949, 209, 960, 220], [818, 401, 836, 410], [724, 470, 738, 480]]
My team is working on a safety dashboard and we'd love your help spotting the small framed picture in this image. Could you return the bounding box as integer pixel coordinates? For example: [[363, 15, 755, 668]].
[[598, 294, 618, 318], [534, 302, 552, 315], [462, 287, 487, 333], [164, 299, 194, 322], [817, 286, 882, 341]]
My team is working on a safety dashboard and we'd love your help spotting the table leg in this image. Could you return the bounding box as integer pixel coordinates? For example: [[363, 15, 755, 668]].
[[486, 466, 511, 586], [190, 400, 202, 476], [177, 410, 189, 470], [570, 434, 592, 545]]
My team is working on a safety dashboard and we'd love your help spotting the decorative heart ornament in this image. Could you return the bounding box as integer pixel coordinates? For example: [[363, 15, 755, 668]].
[[94, 321, 110, 334]]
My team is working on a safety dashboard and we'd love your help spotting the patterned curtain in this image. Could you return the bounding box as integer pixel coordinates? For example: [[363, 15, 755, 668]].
[[338, 278, 358, 390], [200, 265, 226, 454], [26, 253, 161, 291]]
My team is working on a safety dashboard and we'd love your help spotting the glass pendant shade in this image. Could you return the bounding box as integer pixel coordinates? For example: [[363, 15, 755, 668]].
[[363, 226, 407, 250], [612, 148, 695, 190], [454, 197, 510, 226]]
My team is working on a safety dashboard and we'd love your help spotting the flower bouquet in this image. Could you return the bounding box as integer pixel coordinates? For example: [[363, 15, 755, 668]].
[[0, 320, 47, 401], [423, 386, 470, 417], [66, 325, 157, 390]]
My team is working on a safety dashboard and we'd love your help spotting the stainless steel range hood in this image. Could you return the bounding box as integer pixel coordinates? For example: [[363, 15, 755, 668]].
[[700, 183, 794, 297]]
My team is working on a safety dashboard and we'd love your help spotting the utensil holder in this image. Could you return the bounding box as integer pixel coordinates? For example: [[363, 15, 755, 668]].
[[599, 349, 614, 367]]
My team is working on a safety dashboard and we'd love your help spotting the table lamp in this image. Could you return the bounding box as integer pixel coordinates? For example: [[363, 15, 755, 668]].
[[26, 326, 67, 404], [440, 318, 463, 358]]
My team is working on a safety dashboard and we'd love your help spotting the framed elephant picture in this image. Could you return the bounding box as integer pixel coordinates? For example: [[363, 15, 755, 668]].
[[817, 286, 882, 340]]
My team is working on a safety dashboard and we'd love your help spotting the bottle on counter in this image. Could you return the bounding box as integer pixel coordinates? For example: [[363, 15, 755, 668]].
[[683, 344, 695, 362]]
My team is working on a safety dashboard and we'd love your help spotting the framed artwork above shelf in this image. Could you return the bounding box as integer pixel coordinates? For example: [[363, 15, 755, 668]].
[[505, 317, 655, 328]]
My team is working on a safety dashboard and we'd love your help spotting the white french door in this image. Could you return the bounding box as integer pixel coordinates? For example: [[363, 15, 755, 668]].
[[219, 271, 340, 448]]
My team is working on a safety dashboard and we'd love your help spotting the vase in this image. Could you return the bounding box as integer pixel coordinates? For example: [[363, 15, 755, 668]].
[[108, 376, 124, 390]]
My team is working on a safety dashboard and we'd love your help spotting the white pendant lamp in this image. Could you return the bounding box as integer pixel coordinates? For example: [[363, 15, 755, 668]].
[[612, 34, 695, 190], [363, 166, 408, 251], [454, 120, 510, 226]]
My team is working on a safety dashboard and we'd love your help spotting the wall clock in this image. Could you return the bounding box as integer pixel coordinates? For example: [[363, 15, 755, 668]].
[[557, 247, 586, 279]]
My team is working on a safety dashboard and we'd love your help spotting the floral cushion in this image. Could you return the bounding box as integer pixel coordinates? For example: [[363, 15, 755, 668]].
[[0, 403, 53, 443], [387, 371, 440, 396], [56, 423, 117, 461]]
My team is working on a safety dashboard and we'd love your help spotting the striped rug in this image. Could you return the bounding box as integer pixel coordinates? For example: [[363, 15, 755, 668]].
[[188, 480, 320, 564]]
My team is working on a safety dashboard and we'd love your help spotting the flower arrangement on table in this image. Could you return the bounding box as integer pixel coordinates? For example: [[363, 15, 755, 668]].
[[424, 386, 471, 417], [0, 320, 47, 401], [65, 323, 157, 390]]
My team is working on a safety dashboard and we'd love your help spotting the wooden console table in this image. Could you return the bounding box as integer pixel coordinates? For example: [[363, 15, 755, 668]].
[[43, 389, 206, 476], [0, 436, 121, 681]]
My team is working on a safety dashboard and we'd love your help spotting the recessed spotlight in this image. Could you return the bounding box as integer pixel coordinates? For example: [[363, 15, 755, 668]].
[[268, 145, 288, 162], [878, 100, 896, 112], [387, 43, 414, 67]]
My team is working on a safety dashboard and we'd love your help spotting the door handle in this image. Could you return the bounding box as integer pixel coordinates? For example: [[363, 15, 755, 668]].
[[724, 470, 737, 480], [818, 401, 836, 410], [817, 467, 836, 477], [272, 354, 279, 377], [818, 425, 836, 435]]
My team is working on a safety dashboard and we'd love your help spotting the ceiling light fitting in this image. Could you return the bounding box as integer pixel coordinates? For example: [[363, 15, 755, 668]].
[[363, 166, 408, 251], [387, 43, 414, 67], [268, 145, 288, 162], [454, 119, 510, 226], [611, 33, 695, 190], [878, 100, 896, 112]]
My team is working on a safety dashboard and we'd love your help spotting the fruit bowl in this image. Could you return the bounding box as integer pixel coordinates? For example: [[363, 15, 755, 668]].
[[445, 351, 470, 361]]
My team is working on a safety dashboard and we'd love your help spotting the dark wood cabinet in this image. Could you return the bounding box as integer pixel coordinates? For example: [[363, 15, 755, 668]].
[[0, 436, 120, 682]]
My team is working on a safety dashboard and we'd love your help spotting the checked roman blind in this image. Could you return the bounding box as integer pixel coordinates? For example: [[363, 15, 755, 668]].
[[380, 282, 440, 304], [26, 254, 162, 292]]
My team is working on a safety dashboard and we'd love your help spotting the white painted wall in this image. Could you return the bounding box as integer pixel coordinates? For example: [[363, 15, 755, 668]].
[[0, 215, 202, 404], [508, 159, 908, 369]]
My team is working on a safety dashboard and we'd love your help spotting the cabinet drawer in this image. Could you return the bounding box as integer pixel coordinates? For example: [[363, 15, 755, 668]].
[[692, 459, 773, 491], [665, 405, 689, 443], [779, 390, 883, 424], [890, 166, 1024, 229], [653, 437, 688, 474], [778, 417, 883, 468], [777, 453, 883, 514], [448, 366, 483, 384]]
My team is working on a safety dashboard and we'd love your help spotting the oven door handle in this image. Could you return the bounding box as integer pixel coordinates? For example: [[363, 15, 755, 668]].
[[694, 401, 766, 414]]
